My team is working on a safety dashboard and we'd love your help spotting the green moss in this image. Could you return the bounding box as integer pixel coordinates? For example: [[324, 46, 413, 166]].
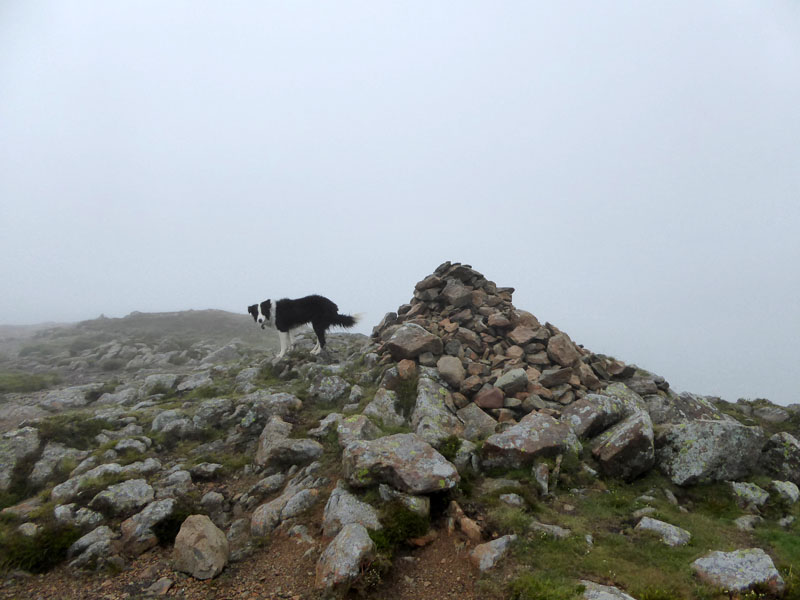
[[368, 501, 429, 554], [0, 520, 82, 573], [437, 435, 462, 462], [507, 573, 585, 600], [0, 370, 60, 393], [34, 413, 114, 451]]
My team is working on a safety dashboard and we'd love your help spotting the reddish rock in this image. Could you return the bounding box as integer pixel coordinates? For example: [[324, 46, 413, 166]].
[[508, 326, 537, 346], [506, 345, 525, 360], [386, 323, 443, 360], [441, 279, 472, 307], [397, 359, 417, 380], [547, 333, 582, 366], [488, 313, 512, 328], [474, 386, 504, 409], [461, 375, 483, 395]]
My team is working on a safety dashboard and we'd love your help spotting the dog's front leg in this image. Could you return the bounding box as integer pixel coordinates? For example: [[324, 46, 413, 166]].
[[277, 331, 289, 359]]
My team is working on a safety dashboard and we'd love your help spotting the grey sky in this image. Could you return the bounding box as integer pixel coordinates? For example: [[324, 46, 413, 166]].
[[1, 2, 798, 404]]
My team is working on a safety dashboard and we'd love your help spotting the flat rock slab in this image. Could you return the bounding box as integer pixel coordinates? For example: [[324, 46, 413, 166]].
[[342, 433, 459, 494], [692, 548, 784, 594], [634, 517, 691, 547]]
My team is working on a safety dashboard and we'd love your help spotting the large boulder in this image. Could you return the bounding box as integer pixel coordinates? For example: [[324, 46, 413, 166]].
[[591, 411, 654, 481], [29, 442, 89, 488], [363, 388, 406, 429], [457, 403, 498, 441], [120, 499, 176, 555], [315, 523, 375, 593], [88, 479, 155, 517], [692, 548, 784, 594], [655, 420, 765, 485], [173, 515, 229, 580], [385, 323, 443, 360], [646, 391, 727, 425], [342, 433, 459, 494], [482, 412, 581, 470]]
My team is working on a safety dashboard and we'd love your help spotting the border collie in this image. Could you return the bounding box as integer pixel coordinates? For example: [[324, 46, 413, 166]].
[[247, 294, 358, 358]]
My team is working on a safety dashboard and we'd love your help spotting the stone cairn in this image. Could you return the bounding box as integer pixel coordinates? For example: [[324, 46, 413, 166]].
[[371, 261, 669, 420]]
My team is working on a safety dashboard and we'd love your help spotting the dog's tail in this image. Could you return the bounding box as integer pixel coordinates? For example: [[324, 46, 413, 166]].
[[331, 312, 360, 329]]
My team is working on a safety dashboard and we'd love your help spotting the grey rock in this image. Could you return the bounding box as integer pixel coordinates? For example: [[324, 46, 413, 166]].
[[143, 374, 180, 395], [734, 515, 764, 531], [202, 343, 241, 365], [469, 534, 516, 571], [315, 523, 375, 592], [385, 323, 443, 360], [150, 409, 196, 439], [561, 385, 643, 438], [378, 484, 430, 517], [730, 482, 769, 507], [457, 403, 498, 441], [761, 432, 800, 485], [336, 414, 381, 448], [591, 411, 654, 481], [40, 385, 101, 411], [154, 469, 194, 499], [190, 462, 224, 480], [771, 480, 799, 504], [173, 515, 229, 580], [310, 375, 350, 404], [29, 442, 89, 488], [634, 517, 691, 546], [363, 388, 406, 429], [177, 371, 213, 393], [482, 412, 581, 469], [51, 462, 124, 505], [323, 481, 381, 537], [114, 438, 147, 455], [255, 416, 323, 469], [411, 377, 463, 446], [54, 504, 104, 530], [120, 498, 176, 555], [192, 398, 234, 430], [437, 355, 465, 388], [0, 427, 40, 492], [343, 433, 459, 494], [495, 368, 528, 395], [89, 478, 154, 516], [754, 405, 790, 424], [646, 392, 727, 425], [529, 521, 571, 539], [692, 548, 784, 594], [581, 580, 638, 600]]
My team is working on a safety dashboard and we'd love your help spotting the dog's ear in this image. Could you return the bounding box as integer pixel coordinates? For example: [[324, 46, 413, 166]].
[[247, 304, 257, 320]]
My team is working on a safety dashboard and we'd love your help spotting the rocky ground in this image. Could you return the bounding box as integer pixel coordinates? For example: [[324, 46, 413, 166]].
[[2, 262, 800, 600]]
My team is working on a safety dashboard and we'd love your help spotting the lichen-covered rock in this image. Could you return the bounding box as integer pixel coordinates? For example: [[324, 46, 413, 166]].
[[51, 462, 124, 505], [482, 412, 581, 469], [192, 398, 234, 429], [771, 480, 800, 504], [335, 415, 381, 448], [363, 388, 406, 429], [342, 433, 459, 494], [634, 517, 691, 546], [378, 484, 430, 517], [0, 427, 40, 492], [385, 323, 443, 360], [692, 548, 784, 594], [655, 420, 765, 485], [143, 373, 180, 395], [469, 534, 516, 571], [591, 411, 654, 481], [315, 523, 375, 592], [646, 391, 727, 425], [761, 432, 800, 485], [411, 377, 463, 446], [173, 515, 229, 580], [310, 375, 350, 404], [322, 481, 381, 537], [730, 482, 769, 508], [150, 409, 196, 439], [28, 441, 89, 489]]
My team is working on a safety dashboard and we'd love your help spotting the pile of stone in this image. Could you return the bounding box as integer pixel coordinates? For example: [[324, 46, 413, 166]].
[[372, 261, 666, 418]]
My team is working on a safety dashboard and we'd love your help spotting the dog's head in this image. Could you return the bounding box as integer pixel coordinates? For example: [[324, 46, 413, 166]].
[[247, 300, 272, 329]]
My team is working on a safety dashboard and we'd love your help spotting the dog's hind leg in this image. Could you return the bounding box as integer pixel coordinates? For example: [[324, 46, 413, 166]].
[[311, 322, 327, 355]]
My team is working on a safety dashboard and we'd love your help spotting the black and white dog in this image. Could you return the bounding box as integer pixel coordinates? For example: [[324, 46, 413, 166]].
[[247, 295, 358, 358]]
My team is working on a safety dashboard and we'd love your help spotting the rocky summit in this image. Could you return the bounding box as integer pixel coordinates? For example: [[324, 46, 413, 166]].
[[1, 261, 800, 600]]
